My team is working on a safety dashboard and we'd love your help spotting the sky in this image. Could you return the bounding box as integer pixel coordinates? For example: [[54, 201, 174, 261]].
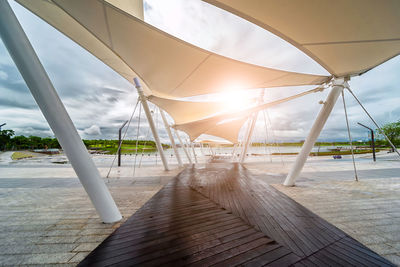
[[0, 0, 399, 143]]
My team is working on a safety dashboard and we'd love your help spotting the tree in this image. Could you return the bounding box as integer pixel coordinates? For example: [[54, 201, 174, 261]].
[[0, 129, 15, 150], [378, 120, 400, 151], [12, 135, 29, 149]]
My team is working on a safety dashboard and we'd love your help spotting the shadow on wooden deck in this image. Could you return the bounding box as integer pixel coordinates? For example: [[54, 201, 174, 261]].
[[79, 163, 394, 266]]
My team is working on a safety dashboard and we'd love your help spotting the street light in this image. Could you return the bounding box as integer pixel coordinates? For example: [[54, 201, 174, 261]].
[[118, 120, 128, 167], [0, 123, 5, 131], [357, 122, 376, 162]]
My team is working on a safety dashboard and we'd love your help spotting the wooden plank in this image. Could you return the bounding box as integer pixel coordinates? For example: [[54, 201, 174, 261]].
[[242, 246, 296, 266], [192, 242, 281, 267], [166, 232, 268, 266], [79, 163, 394, 267]]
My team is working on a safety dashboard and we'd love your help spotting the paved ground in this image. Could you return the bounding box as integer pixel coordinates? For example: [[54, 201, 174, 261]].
[[0, 151, 399, 265], [0, 152, 182, 266], [245, 152, 400, 265]]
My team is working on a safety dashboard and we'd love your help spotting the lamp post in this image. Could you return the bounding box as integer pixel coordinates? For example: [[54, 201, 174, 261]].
[[118, 120, 128, 167], [0, 123, 5, 131], [357, 122, 376, 162]]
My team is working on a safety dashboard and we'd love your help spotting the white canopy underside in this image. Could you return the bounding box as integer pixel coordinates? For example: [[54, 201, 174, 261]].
[[204, 117, 247, 144], [174, 86, 323, 142], [149, 95, 251, 142], [204, 0, 400, 77], [198, 139, 233, 145], [17, 0, 329, 99], [179, 117, 248, 144], [148, 95, 233, 125]]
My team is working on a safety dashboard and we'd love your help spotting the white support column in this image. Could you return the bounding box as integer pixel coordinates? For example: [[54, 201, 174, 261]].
[[191, 142, 198, 163], [240, 90, 265, 163], [284, 78, 345, 186], [174, 129, 192, 164], [239, 114, 257, 163], [239, 121, 251, 161], [159, 108, 182, 167], [200, 143, 205, 155], [231, 143, 238, 161], [134, 78, 169, 171], [209, 145, 215, 156], [0, 1, 121, 223]]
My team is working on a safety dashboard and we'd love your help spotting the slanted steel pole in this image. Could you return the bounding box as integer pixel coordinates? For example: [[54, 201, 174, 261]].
[[284, 78, 345, 186], [239, 114, 257, 162], [0, 1, 122, 223], [347, 88, 400, 158], [185, 139, 195, 161], [200, 143, 205, 155], [118, 120, 128, 167], [174, 129, 192, 164], [342, 91, 358, 181], [231, 143, 238, 161], [134, 78, 169, 170], [240, 90, 264, 163], [159, 108, 183, 167], [191, 142, 198, 163]]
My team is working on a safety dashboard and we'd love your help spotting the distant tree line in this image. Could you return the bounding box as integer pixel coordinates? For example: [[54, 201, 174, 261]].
[[1, 119, 399, 151], [0, 130, 61, 151], [82, 139, 159, 148], [0, 129, 168, 151]]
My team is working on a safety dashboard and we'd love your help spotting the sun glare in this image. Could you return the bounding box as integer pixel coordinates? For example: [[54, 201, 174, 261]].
[[218, 91, 256, 112]]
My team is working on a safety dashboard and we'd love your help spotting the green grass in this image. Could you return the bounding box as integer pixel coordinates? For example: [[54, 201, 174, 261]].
[[90, 144, 154, 149], [272, 149, 381, 156], [89, 144, 157, 154], [11, 151, 34, 160]]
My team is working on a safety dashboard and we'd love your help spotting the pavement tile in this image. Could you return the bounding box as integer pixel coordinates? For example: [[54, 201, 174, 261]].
[[44, 230, 81, 237], [0, 244, 35, 255], [76, 235, 109, 243], [383, 254, 400, 266], [20, 253, 76, 265], [376, 224, 400, 233], [47, 223, 86, 230], [37, 236, 80, 244], [68, 252, 90, 263], [366, 243, 399, 255], [392, 242, 400, 249], [31, 244, 79, 254], [0, 255, 25, 266], [72, 243, 100, 252], [382, 232, 400, 242], [79, 228, 114, 236]]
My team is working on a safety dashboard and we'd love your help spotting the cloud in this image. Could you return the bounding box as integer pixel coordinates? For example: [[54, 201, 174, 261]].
[[0, 0, 399, 145], [83, 125, 102, 136], [0, 70, 7, 80]]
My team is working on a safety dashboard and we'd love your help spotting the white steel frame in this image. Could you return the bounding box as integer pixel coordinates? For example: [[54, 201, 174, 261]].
[[0, 1, 121, 223], [134, 78, 169, 171], [284, 78, 346, 186]]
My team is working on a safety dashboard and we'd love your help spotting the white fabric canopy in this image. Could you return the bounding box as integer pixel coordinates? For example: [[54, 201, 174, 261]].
[[148, 95, 235, 125], [197, 139, 233, 145], [205, 0, 400, 77], [204, 117, 248, 143], [174, 86, 323, 141], [176, 116, 247, 143], [18, 0, 329, 99]]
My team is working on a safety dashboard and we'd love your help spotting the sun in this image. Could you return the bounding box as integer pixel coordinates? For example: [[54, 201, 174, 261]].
[[218, 90, 256, 112]]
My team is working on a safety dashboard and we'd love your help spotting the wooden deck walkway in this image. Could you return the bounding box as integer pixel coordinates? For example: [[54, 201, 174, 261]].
[[79, 163, 394, 266]]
